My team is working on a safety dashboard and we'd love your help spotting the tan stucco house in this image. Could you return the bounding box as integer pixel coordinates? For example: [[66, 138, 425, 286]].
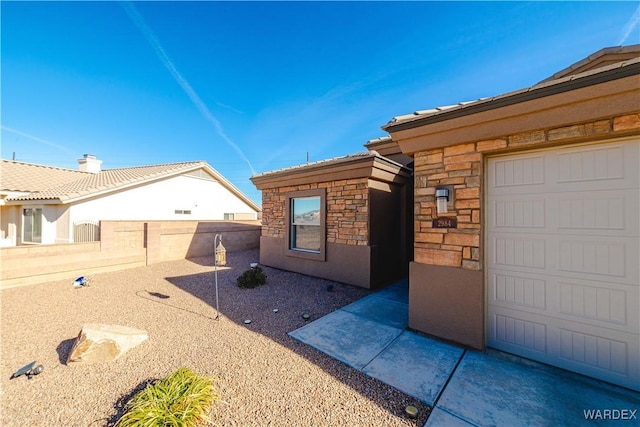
[[252, 45, 640, 391], [0, 155, 260, 246]]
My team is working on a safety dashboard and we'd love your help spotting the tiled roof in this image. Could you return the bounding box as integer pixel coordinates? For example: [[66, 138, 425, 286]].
[[384, 45, 640, 131], [0, 160, 261, 212], [8, 161, 205, 202], [1, 160, 88, 193], [364, 136, 393, 146], [540, 44, 640, 83]]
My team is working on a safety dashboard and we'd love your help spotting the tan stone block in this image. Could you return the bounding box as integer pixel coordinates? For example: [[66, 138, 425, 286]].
[[455, 199, 480, 209], [416, 187, 435, 196], [415, 248, 462, 267], [448, 169, 472, 177], [416, 232, 444, 244], [415, 242, 445, 250], [508, 130, 546, 146], [463, 247, 471, 259], [445, 162, 472, 172], [444, 143, 476, 157], [441, 244, 463, 252], [462, 260, 481, 271], [457, 223, 481, 229], [548, 124, 585, 141], [444, 232, 479, 247], [456, 187, 480, 199], [471, 210, 480, 223], [613, 114, 640, 131], [444, 152, 482, 164], [476, 138, 507, 152], [425, 152, 444, 164], [585, 120, 611, 135], [465, 176, 481, 187], [439, 177, 466, 185], [429, 172, 450, 180]]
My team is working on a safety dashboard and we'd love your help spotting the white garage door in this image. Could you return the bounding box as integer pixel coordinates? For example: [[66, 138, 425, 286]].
[[487, 139, 639, 391]]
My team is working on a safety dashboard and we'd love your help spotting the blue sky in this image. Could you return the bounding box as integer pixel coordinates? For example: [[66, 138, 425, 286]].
[[2, 1, 639, 204]]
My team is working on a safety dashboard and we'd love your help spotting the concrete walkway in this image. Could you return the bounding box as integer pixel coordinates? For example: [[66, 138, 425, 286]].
[[289, 281, 640, 426]]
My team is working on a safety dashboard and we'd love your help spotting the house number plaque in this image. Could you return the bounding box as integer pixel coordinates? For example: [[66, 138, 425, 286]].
[[432, 217, 457, 228]]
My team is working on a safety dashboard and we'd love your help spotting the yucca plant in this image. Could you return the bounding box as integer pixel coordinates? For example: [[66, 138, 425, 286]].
[[115, 367, 220, 427]]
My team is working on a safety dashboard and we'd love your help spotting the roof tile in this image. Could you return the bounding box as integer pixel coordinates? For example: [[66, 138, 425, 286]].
[[1, 160, 205, 202]]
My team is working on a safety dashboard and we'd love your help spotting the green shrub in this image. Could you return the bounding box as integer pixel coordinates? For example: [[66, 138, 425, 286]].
[[115, 367, 219, 427], [236, 267, 267, 289]]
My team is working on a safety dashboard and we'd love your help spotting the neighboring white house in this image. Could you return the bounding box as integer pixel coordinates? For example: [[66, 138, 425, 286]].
[[0, 154, 260, 246]]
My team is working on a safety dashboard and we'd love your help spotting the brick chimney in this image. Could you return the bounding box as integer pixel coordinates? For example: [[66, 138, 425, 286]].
[[77, 154, 102, 173]]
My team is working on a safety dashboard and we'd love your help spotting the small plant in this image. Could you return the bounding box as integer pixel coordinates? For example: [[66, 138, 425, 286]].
[[115, 367, 219, 427], [237, 267, 267, 289]]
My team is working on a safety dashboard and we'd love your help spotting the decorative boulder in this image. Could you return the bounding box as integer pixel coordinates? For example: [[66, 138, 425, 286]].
[[67, 323, 148, 364]]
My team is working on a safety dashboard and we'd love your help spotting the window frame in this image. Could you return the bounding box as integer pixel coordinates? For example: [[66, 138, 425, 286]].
[[285, 188, 326, 261], [22, 207, 43, 243]]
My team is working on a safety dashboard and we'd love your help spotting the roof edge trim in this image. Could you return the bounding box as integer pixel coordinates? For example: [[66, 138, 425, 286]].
[[383, 61, 640, 133]]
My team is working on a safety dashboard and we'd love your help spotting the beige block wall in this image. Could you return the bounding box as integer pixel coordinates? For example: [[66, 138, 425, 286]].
[[1, 220, 261, 288], [262, 178, 369, 245], [413, 112, 640, 272], [153, 220, 261, 262]]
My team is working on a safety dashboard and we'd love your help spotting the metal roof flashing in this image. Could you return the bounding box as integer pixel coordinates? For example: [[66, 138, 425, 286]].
[[250, 151, 410, 190], [383, 52, 640, 133]]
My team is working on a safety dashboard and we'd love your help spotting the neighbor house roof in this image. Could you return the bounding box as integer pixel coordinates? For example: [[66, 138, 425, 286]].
[[0, 159, 261, 211], [383, 44, 640, 132]]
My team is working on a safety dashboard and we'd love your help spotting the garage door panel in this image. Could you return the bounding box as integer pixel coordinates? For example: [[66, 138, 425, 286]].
[[489, 309, 548, 355], [487, 139, 639, 391], [556, 328, 639, 379], [489, 269, 639, 334], [490, 154, 545, 191], [489, 190, 638, 237], [548, 143, 638, 188], [490, 307, 640, 389], [555, 236, 639, 285], [557, 279, 639, 332]]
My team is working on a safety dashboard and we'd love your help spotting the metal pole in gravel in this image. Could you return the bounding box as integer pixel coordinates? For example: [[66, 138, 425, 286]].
[[214, 234, 225, 321]]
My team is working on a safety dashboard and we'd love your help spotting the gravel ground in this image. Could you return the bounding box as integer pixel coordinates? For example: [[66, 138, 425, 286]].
[[1, 249, 430, 426]]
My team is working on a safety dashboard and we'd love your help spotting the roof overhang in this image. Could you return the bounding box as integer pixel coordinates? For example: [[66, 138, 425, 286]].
[[251, 154, 410, 190], [384, 60, 640, 154]]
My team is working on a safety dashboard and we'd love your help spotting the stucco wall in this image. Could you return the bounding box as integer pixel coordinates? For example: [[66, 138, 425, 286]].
[[69, 174, 258, 225]]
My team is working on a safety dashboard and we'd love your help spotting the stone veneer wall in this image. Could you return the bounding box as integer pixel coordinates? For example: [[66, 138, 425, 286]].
[[414, 112, 640, 271], [261, 178, 369, 246]]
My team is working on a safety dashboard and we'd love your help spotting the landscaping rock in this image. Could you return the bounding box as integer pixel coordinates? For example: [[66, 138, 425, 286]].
[[66, 324, 148, 364]]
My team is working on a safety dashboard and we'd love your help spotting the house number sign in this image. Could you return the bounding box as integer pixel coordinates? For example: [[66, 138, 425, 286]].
[[432, 217, 457, 228]]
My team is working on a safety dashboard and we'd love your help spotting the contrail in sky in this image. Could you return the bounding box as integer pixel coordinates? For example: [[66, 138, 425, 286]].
[[1, 126, 76, 156], [121, 2, 256, 175], [619, 4, 640, 45]]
